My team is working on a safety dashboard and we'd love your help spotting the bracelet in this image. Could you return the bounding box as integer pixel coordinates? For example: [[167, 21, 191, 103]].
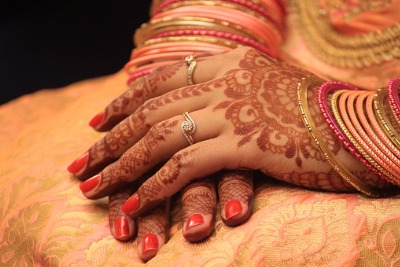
[[387, 77, 400, 125], [365, 92, 400, 159], [297, 76, 385, 197], [374, 87, 400, 150], [337, 90, 400, 183]]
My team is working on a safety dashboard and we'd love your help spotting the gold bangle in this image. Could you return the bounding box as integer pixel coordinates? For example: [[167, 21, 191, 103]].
[[159, 1, 268, 22], [142, 36, 240, 49], [135, 17, 259, 45], [297, 76, 385, 197], [331, 90, 399, 183]]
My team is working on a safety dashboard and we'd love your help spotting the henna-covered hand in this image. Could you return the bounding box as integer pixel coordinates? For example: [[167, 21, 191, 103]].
[[68, 47, 391, 260]]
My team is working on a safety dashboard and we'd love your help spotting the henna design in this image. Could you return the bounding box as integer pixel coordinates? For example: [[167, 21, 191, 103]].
[[181, 177, 216, 218], [214, 49, 339, 168], [218, 170, 253, 206], [91, 120, 179, 196]]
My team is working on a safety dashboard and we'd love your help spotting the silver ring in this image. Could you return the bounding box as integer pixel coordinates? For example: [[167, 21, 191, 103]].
[[181, 112, 196, 145], [185, 55, 197, 85]]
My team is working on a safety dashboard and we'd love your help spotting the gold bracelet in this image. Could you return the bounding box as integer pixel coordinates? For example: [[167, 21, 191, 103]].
[[142, 35, 240, 49], [159, 1, 268, 22], [297, 76, 385, 197], [135, 17, 260, 45]]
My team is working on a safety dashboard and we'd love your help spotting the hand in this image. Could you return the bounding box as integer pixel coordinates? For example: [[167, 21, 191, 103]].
[[69, 46, 388, 238]]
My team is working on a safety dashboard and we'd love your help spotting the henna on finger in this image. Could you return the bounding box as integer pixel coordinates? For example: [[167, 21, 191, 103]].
[[218, 170, 253, 226], [181, 176, 217, 242], [136, 200, 170, 262], [91, 62, 184, 132], [109, 187, 136, 241]]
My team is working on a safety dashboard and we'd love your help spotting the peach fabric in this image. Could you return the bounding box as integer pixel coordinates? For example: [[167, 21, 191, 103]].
[[1, 71, 400, 266]]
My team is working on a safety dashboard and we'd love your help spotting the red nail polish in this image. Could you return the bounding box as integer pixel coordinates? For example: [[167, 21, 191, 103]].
[[67, 152, 89, 174], [141, 233, 158, 254], [115, 216, 130, 239], [79, 174, 101, 193], [89, 111, 105, 128], [225, 200, 242, 220], [121, 194, 140, 215], [186, 213, 204, 230]]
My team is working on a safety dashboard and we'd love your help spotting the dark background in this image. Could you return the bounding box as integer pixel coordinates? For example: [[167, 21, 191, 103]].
[[0, 0, 150, 104]]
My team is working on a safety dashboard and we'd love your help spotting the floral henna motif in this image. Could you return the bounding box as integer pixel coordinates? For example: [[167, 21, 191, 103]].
[[214, 49, 340, 168]]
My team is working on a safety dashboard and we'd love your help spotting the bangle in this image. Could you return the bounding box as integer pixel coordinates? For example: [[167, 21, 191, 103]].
[[374, 87, 400, 150], [317, 81, 371, 167], [297, 76, 385, 197], [338, 90, 400, 183], [365, 92, 400, 159], [387, 77, 400, 125], [149, 29, 271, 55]]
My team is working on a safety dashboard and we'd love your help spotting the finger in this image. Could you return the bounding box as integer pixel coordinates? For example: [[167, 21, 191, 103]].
[[89, 53, 221, 132], [68, 81, 215, 181], [181, 176, 216, 242], [218, 170, 253, 226], [136, 199, 170, 262], [79, 110, 221, 199], [121, 138, 246, 217], [109, 187, 136, 241]]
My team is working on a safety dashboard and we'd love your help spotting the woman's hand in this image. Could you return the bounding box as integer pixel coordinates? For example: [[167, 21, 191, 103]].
[[68, 46, 388, 252]]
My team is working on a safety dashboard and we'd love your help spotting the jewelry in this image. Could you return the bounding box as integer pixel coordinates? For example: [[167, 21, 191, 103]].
[[185, 55, 197, 85], [181, 112, 196, 145], [297, 76, 385, 197], [387, 77, 400, 125]]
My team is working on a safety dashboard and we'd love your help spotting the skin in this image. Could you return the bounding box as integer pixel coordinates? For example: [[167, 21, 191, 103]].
[[69, 47, 393, 261]]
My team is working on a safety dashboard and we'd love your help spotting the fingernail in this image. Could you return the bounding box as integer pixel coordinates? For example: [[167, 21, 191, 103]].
[[114, 216, 130, 239], [225, 200, 243, 220], [141, 233, 158, 254], [121, 194, 140, 215], [89, 111, 105, 128], [186, 213, 204, 230], [79, 174, 101, 193], [67, 152, 89, 174]]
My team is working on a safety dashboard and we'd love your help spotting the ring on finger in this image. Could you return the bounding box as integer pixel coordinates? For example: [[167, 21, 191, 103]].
[[185, 55, 197, 85], [181, 112, 196, 145]]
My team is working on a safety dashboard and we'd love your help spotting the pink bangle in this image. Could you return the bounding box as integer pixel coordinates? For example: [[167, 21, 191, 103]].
[[387, 77, 400, 125], [149, 29, 271, 55], [364, 92, 400, 160], [365, 94, 400, 158], [153, 0, 285, 32], [130, 42, 228, 60], [317, 81, 363, 157], [339, 91, 400, 181], [151, 6, 282, 56]]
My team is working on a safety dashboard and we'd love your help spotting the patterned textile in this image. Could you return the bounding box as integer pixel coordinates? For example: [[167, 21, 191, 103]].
[[1, 71, 400, 266]]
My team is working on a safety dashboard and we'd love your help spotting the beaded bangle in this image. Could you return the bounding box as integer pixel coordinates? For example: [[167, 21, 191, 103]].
[[338, 91, 400, 183], [297, 76, 384, 197], [317, 81, 373, 169], [387, 77, 400, 125], [374, 88, 400, 150]]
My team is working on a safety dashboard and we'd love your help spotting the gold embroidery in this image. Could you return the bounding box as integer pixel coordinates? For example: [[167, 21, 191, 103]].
[[291, 0, 400, 68]]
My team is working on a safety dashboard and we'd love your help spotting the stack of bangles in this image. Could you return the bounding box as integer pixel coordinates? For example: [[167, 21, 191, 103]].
[[298, 76, 400, 197], [124, 0, 286, 85]]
